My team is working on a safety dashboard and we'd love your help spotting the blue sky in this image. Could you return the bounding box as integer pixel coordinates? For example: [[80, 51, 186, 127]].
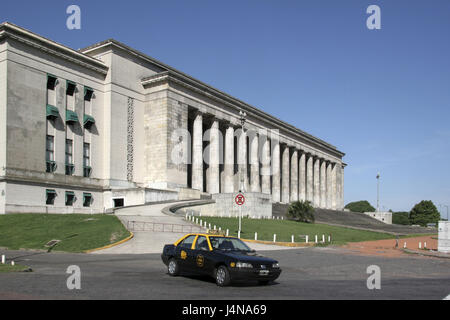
[[2, 0, 449, 216]]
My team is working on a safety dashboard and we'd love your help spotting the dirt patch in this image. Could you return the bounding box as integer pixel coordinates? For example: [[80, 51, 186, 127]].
[[339, 236, 438, 258], [109, 232, 120, 243]]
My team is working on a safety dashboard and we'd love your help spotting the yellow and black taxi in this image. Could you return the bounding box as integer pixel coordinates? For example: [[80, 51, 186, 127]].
[[161, 231, 282, 286]]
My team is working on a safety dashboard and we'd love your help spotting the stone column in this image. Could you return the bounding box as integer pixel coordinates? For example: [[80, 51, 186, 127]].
[[250, 133, 261, 192], [320, 159, 327, 208], [313, 157, 321, 207], [340, 165, 345, 209], [299, 152, 306, 201], [271, 140, 281, 202], [261, 136, 271, 195], [223, 124, 234, 193], [326, 161, 332, 209], [331, 162, 337, 210], [207, 119, 220, 194], [237, 129, 249, 192], [281, 145, 290, 204], [192, 111, 203, 192], [290, 149, 298, 202], [306, 154, 314, 202]]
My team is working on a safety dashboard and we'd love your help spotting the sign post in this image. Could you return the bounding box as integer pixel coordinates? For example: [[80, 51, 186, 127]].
[[235, 193, 246, 237]]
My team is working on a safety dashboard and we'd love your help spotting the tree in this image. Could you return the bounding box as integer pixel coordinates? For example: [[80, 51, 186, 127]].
[[392, 212, 410, 225], [287, 201, 315, 223], [345, 201, 376, 213], [409, 201, 440, 227]]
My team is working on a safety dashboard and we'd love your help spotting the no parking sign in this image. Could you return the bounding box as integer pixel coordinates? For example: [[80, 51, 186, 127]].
[[235, 193, 245, 206]]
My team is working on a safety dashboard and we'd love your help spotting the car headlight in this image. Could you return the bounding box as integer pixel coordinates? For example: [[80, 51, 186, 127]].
[[236, 262, 253, 268], [272, 263, 280, 268]]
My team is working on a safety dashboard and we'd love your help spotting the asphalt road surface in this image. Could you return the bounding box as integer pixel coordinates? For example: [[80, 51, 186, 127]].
[[1, 247, 449, 300]]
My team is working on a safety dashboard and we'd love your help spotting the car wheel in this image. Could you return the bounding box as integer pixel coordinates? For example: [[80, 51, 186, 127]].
[[215, 266, 231, 287], [168, 258, 179, 276]]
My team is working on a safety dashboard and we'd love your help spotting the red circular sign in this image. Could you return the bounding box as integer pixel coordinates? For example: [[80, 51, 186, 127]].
[[235, 194, 245, 206]]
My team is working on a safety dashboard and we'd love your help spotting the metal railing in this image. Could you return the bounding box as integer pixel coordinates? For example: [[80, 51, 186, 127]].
[[126, 220, 204, 233]]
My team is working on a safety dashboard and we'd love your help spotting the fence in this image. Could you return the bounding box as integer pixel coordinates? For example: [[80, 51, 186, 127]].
[[126, 220, 204, 233]]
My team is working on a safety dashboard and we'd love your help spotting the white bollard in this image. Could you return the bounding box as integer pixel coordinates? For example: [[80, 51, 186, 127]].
[[419, 242, 422, 249], [11, 261, 15, 266], [209, 223, 211, 229], [404, 242, 407, 249], [196, 218, 198, 224], [424, 242, 427, 249], [255, 232, 258, 241], [238, 231, 241, 239], [305, 236, 309, 244], [204, 221, 207, 228], [214, 225, 216, 230], [226, 229, 229, 236], [273, 234, 277, 243], [322, 235, 325, 243], [1, 255, 5, 264], [315, 235, 318, 243], [291, 235, 294, 243], [200, 220, 202, 226], [219, 227, 221, 231]]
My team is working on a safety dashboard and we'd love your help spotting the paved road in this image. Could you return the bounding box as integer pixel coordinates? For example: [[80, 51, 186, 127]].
[[96, 203, 293, 254], [1, 247, 449, 300]]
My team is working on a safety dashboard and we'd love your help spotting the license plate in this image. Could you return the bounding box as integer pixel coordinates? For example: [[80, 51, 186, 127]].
[[259, 270, 269, 276]]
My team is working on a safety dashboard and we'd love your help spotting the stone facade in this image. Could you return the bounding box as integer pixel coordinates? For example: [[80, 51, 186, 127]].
[[0, 22, 346, 214]]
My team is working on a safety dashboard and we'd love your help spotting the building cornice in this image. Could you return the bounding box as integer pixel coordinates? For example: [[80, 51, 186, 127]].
[[142, 71, 346, 159], [0, 22, 109, 75]]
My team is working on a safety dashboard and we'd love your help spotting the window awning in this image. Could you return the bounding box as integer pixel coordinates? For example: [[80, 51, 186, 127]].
[[66, 110, 79, 123], [84, 86, 94, 101], [83, 114, 95, 127], [66, 191, 75, 196], [46, 105, 59, 119], [46, 189, 57, 195]]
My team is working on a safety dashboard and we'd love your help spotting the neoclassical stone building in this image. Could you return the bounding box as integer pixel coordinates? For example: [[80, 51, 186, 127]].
[[0, 22, 346, 214]]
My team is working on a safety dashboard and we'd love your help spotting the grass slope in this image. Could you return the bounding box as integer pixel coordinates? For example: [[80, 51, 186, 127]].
[[0, 264, 31, 273], [0, 214, 130, 252], [200, 217, 395, 245]]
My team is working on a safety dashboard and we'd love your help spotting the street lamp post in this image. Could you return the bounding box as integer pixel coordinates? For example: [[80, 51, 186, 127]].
[[238, 110, 247, 237], [376, 172, 380, 212]]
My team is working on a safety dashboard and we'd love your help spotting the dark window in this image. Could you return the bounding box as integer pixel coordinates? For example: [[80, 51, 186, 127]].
[[83, 193, 92, 207], [65, 139, 74, 175], [195, 236, 209, 250], [66, 81, 76, 96], [46, 136, 57, 173], [84, 87, 94, 101], [47, 75, 57, 90], [65, 191, 75, 206], [180, 235, 196, 249], [46, 189, 57, 205], [113, 198, 124, 208]]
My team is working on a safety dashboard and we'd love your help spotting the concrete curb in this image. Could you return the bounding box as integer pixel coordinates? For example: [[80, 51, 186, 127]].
[[162, 200, 216, 216], [242, 239, 316, 248], [402, 248, 450, 259], [84, 232, 134, 253]]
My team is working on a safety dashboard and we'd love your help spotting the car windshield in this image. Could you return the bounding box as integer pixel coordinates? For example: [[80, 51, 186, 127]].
[[209, 237, 252, 252]]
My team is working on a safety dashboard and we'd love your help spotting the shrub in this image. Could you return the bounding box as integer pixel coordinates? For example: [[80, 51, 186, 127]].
[[409, 200, 440, 227], [392, 212, 410, 225], [287, 201, 315, 223], [345, 201, 376, 213]]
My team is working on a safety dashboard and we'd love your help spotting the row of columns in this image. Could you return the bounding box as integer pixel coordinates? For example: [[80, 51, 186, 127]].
[[190, 111, 344, 209]]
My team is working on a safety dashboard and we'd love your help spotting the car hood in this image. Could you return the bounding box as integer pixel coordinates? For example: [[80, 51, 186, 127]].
[[217, 250, 277, 264]]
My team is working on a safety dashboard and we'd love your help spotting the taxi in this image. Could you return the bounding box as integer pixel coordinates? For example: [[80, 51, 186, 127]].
[[161, 231, 282, 286]]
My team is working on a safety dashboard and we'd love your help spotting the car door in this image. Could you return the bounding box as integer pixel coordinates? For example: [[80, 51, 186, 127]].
[[193, 236, 215, 276], [175, 235, 196, 272]]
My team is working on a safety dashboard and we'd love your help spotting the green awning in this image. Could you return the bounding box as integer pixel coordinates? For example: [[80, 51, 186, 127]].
[[83, 114, 95, 127], [46, 105, 59, 119], [66, 191, 75, 196], [46, 189, 57, 195], [66, 110, 79, 123]]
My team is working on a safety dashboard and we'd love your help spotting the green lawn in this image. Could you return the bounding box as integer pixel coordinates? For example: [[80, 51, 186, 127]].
[[0, 214, 130, 253], [0, 264, 31, 273], [199, 217, 395, 245]]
